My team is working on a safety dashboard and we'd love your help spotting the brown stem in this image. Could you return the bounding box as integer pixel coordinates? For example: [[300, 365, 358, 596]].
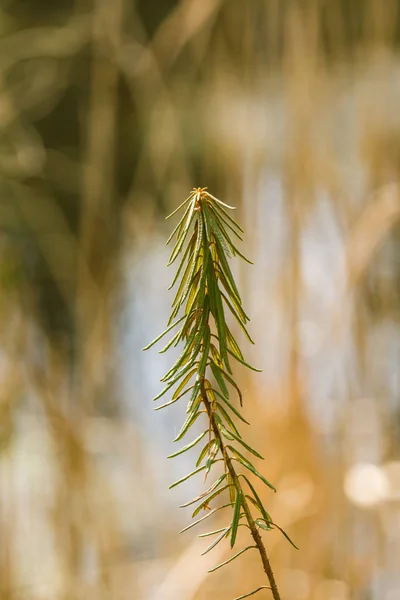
[[200, 382, 282, 600]]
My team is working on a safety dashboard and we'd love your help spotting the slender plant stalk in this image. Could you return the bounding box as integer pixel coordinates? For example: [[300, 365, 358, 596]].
[[144, 188, 296, 600], [200, 381, 280, 599]]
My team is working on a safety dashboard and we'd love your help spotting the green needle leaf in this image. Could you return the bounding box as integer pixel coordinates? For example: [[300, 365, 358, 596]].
[[197, 325, 210, 377], [143, 315, 186, 351], [208, 545, 256, 573], [211, 387, 250, 424], [192, 484, 232, 517], [215, 418, 235, 441], [205, 192, 236, 210], [179, 473, 227, 508], [171, 370, 197, 401], [212, 362, 243, 406], [158, 328, 184, 354], [198, 527, 228, 538], [255, 519, 272, 531], [154, 384, 195, 410], [214, 235, 242, 303], [230, 489, 242, 547], [226, 327, 245, 360], [216, 403, 242, 438], [233, 586, 272, 600], [226, 432, 264, 459], [210, 200, 244, 233], [168, 202, 197, 265], [207, 203, 243, 240], [166, 201, 193, 245], [167, 431, 207, 459], [232, 450, 276, 492], [227, 348, 261, 372], [173, 223, 204, 309], [179, 503, 232, 534], [239, 474, 272, 525], [169, 464, 207, 489], [165, 192, 195, 220], [196, 438, 217, 467], [210, 361, 230, 398], [201, 526, 231, 555], [270, 522, 299, 550], [173, 405, 203, 442]]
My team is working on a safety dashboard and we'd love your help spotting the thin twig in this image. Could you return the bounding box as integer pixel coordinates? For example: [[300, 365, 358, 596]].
[[200, 382, 282, 600]]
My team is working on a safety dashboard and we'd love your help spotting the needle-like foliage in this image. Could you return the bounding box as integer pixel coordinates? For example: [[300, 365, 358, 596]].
[[144, 188, 297, 600]]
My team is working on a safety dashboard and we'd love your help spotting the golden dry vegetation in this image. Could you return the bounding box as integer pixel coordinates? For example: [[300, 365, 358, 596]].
[[0, 1, 400, 599]]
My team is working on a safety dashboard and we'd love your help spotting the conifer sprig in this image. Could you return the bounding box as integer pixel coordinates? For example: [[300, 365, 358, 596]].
[[144, 188, 297, 600]]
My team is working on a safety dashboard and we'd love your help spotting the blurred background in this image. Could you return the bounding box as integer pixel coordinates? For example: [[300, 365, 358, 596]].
[[0, 1, 400, 599]]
